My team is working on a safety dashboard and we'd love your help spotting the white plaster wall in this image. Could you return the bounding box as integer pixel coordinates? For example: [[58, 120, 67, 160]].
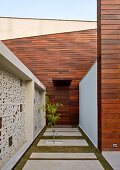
[[0, 17, 97, 40], [79, 62, 98, 147], [25, 81, 34, 142], [33, 86, 46, 138], [39, 91, 46, 130]]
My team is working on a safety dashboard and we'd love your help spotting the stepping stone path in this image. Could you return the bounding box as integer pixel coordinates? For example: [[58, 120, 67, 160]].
[[22, 127, 107, 170]]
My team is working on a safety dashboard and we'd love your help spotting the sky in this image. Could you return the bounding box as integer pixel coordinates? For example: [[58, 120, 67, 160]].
[[0, 0, 97, 21]]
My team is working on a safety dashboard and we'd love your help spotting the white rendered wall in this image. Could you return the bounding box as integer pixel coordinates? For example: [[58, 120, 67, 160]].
[[33, 86, 46, 139], [79, 62, 98, 147], [0, 17, 97, 40]]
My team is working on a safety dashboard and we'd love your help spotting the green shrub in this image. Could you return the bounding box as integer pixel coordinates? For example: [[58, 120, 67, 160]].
[[42, 93, 63, 141]]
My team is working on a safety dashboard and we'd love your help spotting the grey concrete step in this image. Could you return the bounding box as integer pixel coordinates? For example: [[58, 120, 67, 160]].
[[46, 128, 79, 132], [37, 139, 88, 146], [23, 160, 104, 170], [43, 131, 82, 136], [30, 152, 97, 159]]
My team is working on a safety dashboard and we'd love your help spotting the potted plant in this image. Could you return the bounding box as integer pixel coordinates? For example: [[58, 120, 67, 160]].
[[42, 93, 63, 142]]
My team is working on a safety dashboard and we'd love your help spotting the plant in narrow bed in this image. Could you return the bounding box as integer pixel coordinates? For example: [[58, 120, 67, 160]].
[[42, 93, 63, 142]]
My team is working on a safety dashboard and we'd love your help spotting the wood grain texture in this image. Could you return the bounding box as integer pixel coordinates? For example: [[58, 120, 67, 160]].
[[3, 29, 97, 125], [98, 0, 120, 151]]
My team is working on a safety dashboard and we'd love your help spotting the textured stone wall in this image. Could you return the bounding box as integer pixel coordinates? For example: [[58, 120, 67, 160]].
[[0, 68, 26, 168]]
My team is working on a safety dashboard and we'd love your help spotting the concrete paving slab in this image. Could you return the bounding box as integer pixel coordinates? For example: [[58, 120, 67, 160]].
[[23, 160, 104, 170], [37, 139, 88, 146], [46, 128, 79, 132], [43, 131, 82, 136], [30, 152, 97, 159]]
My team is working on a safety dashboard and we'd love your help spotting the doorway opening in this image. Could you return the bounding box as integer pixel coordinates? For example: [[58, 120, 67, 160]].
[[52, 79, 72, 125]]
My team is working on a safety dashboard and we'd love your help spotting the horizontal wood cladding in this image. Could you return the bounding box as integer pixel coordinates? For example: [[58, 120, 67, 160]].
[[3, 29, 97, 125], [101, 0, 120, 5], [98, 0, 120, 150]]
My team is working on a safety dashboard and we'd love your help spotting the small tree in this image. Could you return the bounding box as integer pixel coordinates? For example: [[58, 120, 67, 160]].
[[42, 93, 63, 141]]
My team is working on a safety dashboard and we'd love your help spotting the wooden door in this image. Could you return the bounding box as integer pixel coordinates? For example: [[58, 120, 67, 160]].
[[54, 86, 70, 125]]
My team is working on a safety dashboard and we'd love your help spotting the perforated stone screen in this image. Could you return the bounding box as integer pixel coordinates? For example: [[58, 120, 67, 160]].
[[0, 68, 26, 168]]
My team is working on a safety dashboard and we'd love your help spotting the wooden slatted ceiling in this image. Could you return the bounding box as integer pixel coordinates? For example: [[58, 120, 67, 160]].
[[98, 0, 120, 150], [3, 29, 97, 125]]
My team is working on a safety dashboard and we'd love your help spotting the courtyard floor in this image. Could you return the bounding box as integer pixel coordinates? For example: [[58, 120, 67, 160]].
[[13, 127, 113, 170]]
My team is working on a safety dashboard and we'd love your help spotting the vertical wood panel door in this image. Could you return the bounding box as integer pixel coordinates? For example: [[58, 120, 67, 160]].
[[54, 86, 70, 125]]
